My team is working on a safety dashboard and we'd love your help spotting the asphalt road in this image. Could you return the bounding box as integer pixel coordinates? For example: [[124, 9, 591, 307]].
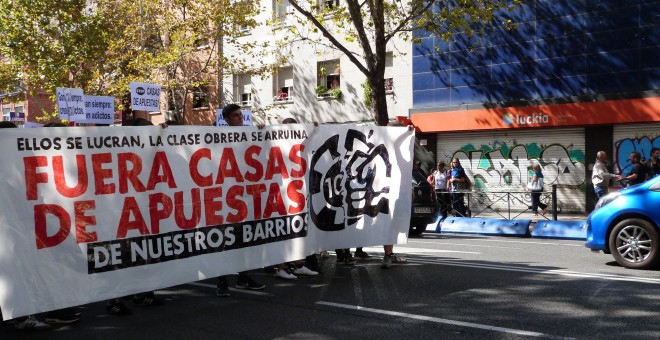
[[3, 232, 660, 339]]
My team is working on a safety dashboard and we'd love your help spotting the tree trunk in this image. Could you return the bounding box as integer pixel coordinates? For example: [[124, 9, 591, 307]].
[[370, 75, 389, 127]]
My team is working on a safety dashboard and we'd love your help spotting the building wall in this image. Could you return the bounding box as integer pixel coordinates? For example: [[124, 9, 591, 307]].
[[223, 0, 413, 125], [412, 0, 659, 108], [411, 0, 660, 212]]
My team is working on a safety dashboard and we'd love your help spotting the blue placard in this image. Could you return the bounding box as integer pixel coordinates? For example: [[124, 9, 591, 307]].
[[9, 111, 25, 122]]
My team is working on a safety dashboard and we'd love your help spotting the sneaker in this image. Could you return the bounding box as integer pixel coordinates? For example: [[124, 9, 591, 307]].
[[106, 300, 133, 315], [354, 249, 371, 258], [44, 309, 80, 324], [216, 279, 231, 297], [381, 255, 393, 269], [236, 278, 266, 290], [13, 316, 52, 330], [133, 292, 164, 306], [391, 253, 408, 264], [293, 266, 319, 277], [275, 269, 298, 280]]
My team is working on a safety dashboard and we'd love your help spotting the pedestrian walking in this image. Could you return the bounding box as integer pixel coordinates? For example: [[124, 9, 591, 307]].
[[529, 163, 548, 217], [448, 158, 468, 217]]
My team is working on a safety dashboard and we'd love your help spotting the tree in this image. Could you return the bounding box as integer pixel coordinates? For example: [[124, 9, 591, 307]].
[[0, 0, 267, 123], [284, 0, 521, 126]]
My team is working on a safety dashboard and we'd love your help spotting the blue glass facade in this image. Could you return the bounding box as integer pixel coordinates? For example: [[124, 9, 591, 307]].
[[412, 0, 660, 109]]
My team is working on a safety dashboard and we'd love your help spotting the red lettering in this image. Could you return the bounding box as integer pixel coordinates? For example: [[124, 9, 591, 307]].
[[289, 144, 306, 178], [116, 196, 149, 238], [265, 147, 288, 180], [24, 156, 49, 200], [53, 155, 88, 198], [118, 152, 145, 194], [263, 182, 287, 219], [92, 153, 115, 195], [203, 187, 224, 226], [226, 185, 247, 223], [149, 192, 173, 234], [34, 204, 70, 249], [75, 200, 97, 243], [189, 148, 213, 187], [215, 148, 244, 184], [174, 189, 201, 230], [244, 145, 263, 182], [245, 184, 266, 220], [287, 180, 305, 214], [147, 151, 176, 190]]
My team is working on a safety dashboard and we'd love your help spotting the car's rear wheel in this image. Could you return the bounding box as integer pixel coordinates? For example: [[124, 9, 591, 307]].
[[608, 218, 660, 269]]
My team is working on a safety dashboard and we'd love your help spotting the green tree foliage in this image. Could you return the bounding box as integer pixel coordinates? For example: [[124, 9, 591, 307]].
[[0, 0, 265, 121], [283, 0, 521, 126]]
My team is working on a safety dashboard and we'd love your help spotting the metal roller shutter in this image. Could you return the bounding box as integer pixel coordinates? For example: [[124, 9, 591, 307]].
[[613, 123, 660, 176], [435, 128, 586, 213]]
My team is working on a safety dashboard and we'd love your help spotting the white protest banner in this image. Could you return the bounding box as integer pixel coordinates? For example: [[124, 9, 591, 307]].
[[216, 108, 252, 126], [130, 82, 161, 112], [80, 95, 115, 124], [0, 125, 413, 320], [56, 87, 85, 121]]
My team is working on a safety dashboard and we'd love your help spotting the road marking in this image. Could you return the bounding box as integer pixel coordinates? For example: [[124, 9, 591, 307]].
[[411, 258, 660, 285], [408, 240, 518, 249], [315, 301, 565, 338], [361, 246, 480, 255], [187, 282, 271, 296]]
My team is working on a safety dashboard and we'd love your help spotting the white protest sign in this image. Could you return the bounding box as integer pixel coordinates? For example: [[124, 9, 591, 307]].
[[130, 82, 161, 112], [56, 87, 85, 121], [80, 95, 115, 124], [216, 108, 252, 126], [0, 125, 413, 320]]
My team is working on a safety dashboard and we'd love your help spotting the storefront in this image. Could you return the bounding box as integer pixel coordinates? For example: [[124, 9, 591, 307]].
[[411, 97, 660, 213]]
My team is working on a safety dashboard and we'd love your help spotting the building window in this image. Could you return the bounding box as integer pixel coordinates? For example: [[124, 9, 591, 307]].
[[194, 26, 210, 49], [320, 0, 339, 10], [273, 66, 294, 102], [274, 0, 293, 23], [235, 74, 253, 106], [384, 78, 394, 93], [317, 60, 340, 97], [384, 52, 394, 94], [192, 85, 209, 109], [14, 105, 23, 113], [2, 107, 9, 121]]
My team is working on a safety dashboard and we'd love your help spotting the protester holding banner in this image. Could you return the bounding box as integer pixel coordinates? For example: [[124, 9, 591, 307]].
[[105, 117, 164, 315], [0, 121, 53, 330], [381, 120, 411, 269], [216, 104, 267, 296]]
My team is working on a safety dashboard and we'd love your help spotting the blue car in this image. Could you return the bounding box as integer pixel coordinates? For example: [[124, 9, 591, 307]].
[[586, 175, 660, 269]]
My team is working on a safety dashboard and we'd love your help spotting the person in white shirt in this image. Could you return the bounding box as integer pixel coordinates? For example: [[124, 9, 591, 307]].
[[591, 151, 616, 201], [432, 161, 451, 220]]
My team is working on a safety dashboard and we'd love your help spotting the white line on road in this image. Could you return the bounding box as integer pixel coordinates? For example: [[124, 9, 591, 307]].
[[315, 301, 566, 338], [187, 282, 271, 296], [361, 246, 480, 255], [411, 258, 660, 284]]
